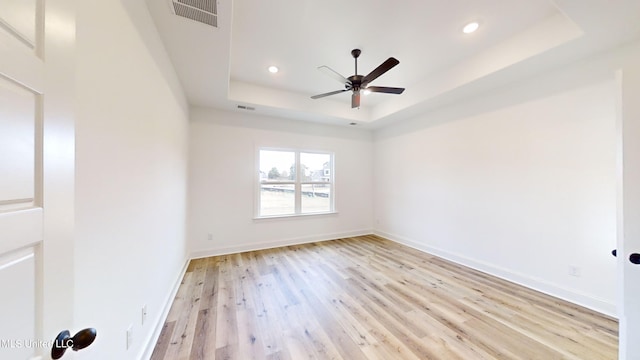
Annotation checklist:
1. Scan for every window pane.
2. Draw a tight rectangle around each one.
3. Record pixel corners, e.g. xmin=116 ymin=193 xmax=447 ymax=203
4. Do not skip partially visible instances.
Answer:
xmin=260 ymin=184 xmax=295 ymax=216
xmin=301 ymin=184 xmax=331 ymax=213
xmin=300 ymin=152 xmax=331 ymax=182
xmin=260 ymin=150 xmax=295 ymax=182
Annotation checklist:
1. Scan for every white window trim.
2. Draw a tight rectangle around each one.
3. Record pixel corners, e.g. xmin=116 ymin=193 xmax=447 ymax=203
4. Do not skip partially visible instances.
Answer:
xmin=255 ymin=147 xmax=335 ymax=219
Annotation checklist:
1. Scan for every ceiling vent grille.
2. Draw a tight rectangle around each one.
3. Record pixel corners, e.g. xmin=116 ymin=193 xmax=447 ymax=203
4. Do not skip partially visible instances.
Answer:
xmin=170 ymin=0 xmax=217 ymax=28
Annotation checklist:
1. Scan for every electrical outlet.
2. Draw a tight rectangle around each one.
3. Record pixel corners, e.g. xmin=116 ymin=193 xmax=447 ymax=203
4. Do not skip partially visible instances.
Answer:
xmin=568 ymin=265 xmax=581 ymax=277
xmin=142 ymin=304 xmax=148 ymax=325
xmin=207 ymin=233 xmax=213 ymax=241
xmin=126 ymin=324 xmax=133 ymax=350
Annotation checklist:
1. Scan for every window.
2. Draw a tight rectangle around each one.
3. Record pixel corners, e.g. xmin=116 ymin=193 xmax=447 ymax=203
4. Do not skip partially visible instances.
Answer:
xmin=257 ymin=149 xmax=334 ymax=217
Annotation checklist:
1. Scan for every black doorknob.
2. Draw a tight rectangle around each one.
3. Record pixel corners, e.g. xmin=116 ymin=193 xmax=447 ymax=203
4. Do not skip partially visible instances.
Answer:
xmin=630 ymin=253 xmax=640 ymax=265
xmin=51 ymin=328 xmax=97 ymax=359
xmin=612 ymin=249 xmax=617 ymax=257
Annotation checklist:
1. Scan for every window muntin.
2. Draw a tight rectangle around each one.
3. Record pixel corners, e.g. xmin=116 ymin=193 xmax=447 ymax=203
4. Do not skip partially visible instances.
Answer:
xmin=258 ymin=149 xmax=333 ymax=217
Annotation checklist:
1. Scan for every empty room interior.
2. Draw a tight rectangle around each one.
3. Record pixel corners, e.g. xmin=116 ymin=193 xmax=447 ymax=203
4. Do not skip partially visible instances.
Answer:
xmin=3 ymin=1 xmax=640 ymax=359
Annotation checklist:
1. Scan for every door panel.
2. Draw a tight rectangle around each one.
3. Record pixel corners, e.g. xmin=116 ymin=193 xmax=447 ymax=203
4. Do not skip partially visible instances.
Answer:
xmin=0 ymin=76 xmax=37 ymax=209
xmin=0 ymin=0 xmax=37 ymax=47
xmin=0 ymin=247 xmax=36 ymax=359
xmin=0 ymin=209 xmax=42 ymax=255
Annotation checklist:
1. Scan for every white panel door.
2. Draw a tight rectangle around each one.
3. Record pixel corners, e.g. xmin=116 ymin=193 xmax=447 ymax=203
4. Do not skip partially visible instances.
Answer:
xmin=617 ymin=65 xmax=640 ymax=359
xmin=0 ymin=0 xmax=76 ymax=359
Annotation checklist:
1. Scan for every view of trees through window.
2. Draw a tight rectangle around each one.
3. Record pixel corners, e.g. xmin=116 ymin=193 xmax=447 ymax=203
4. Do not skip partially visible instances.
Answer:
xmin=259 ymin=149 xmax=333 ymax=217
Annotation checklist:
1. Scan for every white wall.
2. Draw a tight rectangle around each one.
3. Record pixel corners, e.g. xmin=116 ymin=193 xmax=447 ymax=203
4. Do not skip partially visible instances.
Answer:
xmin=188 ymin=108 xmax=373 ymax=256
xmin=75 ymin=1 xmax=189 ymax=359
xmin=374 ymin=60 xmax=619 ymax=315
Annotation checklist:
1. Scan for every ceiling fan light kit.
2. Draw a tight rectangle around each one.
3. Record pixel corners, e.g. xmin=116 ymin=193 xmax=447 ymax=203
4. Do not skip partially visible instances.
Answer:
xmin=311 ymin=49 xmax=405 ymax=108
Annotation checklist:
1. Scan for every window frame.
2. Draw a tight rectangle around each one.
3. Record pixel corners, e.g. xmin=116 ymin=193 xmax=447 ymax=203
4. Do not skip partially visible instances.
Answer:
xmin=255 ymin=147 xmax=335 ymax=219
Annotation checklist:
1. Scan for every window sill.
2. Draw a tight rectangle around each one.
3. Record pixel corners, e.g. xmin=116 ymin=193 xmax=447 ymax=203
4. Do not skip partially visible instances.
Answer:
xmin=253 ymin=211 xmax=338 ymax=221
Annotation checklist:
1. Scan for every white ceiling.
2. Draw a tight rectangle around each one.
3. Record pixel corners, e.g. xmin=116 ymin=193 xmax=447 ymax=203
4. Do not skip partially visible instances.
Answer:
xmin=146 ymin=0 xmax=640 ymax=128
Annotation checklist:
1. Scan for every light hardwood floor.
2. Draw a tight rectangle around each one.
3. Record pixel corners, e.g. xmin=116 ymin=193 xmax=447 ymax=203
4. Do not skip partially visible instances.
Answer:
xmin=151 ymin=235 xmax=617 ymax=360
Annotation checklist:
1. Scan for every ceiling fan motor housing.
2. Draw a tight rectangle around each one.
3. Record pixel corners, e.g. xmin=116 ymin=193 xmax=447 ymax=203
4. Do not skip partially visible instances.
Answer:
xmin=347 ymin=75 xmax=363 ymax=91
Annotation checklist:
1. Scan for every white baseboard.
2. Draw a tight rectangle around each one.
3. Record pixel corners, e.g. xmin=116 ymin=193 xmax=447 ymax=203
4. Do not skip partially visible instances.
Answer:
xmin=374 ymin=230 xmax=617 ymax=318
xmin=190 ymin=229 xmax=373 ymax=259
xmin=138 ymin=256 xmax=191 ymax=360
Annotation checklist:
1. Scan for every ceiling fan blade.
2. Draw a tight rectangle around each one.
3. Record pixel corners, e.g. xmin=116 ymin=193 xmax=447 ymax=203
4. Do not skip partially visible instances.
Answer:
xmin=311 ymin=89 xmax=349 ymax=99
xmin=361 ymin=57 xmax=400 ymax=86
xmin=352 ymin=90 xmax=361 ymax=108
xmin=366 ymin=86 xmax=405 ymax=94
xmin=318 ymin=66 xmax=352 ymax=86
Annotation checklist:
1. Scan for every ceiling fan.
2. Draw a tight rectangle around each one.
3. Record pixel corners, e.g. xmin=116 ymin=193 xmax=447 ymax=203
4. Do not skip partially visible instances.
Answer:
xmin=311 ymin=49 xmax=405 ymax=108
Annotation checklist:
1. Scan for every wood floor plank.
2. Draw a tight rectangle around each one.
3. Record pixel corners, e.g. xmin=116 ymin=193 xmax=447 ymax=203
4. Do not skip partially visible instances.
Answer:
xmin=199 ymin=259 xmax=219 ymax=311
xmin=153 ymin=235 xmax=618 ymax=359
xmin=150 ymin=321 xmax=176 ymax=360
xmin=164 ymin=259 xmax=208 ymax=359
xmin=215 ymin=279 xmax=238 ymax=352
xmin=189 ymin=308 xmax=215 ymax=360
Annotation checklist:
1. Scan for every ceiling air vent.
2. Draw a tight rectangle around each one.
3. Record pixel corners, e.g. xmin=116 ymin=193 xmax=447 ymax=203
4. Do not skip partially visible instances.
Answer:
xmin=170 ymin=0 xmax=217 ymax=28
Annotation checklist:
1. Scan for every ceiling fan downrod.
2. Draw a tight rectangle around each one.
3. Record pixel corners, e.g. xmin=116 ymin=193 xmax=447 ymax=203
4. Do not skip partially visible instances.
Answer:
xmin=351 ymin=48 xmax=361 ymax=76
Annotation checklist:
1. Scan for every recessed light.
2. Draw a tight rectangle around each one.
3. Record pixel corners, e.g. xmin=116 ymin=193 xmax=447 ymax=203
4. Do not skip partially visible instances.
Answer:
xmin=268 ymin=65 xmax=279 ymax=73
xmin=349 ymin=122 xmax=357 ymax=126
xmin=363 ymin=89 xmax=371 ymax=95
xmin=463 ymin=22 xmax=479 ymax=34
